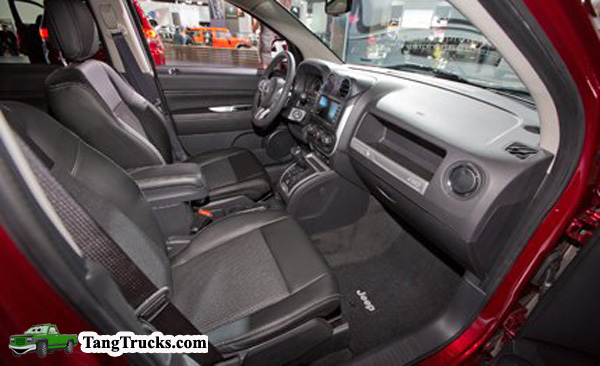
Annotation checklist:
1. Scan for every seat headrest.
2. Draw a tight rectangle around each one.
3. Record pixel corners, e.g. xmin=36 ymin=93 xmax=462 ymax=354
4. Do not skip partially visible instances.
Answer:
xmin=45 ymin=0 xmax=100 ymax=62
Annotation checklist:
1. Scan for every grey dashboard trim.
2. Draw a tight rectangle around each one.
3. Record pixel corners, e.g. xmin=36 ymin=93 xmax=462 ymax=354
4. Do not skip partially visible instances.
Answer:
xmin=350 ymin=138 xmax=429 ymax=195
xmin=330 ymin=104 xmax=354 ymax=156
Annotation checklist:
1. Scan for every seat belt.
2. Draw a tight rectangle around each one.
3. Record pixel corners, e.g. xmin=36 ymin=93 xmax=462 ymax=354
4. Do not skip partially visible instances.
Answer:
xmin=23 ymin=145 xmax=223 ymax=365
xmin=111 ymin=31 xmax=188 ymax=162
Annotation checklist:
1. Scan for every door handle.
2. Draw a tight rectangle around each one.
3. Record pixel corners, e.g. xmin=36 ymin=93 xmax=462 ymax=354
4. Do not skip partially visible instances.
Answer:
xmin=168 ymin=68 xmax=180 ymax=75
xmin=209 ymin=105 xmax=252 ymax=113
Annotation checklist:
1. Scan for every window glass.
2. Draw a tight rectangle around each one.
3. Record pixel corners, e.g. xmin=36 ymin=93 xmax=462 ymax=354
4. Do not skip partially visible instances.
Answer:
xmin=1 ymin=0 xmax=28 ymax=63
xmin=0 ymin=0 xmax=51 ymax=64
xmin=25 ymin=325 xmax=48 ymax=334
xmin=14 ymin=1 xmax=41 ymax=24
xmin=49 ymin=327 xmax=57 ymax=334
xmin=289 ymin=0 xmax=530 ymax=98
xmin=137 ymin=0 xmax=288 ymax=69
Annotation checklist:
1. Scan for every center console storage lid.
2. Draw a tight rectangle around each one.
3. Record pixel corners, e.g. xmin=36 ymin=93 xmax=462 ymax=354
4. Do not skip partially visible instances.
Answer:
xmin=129 ymin=163 xmax=208 ymax=206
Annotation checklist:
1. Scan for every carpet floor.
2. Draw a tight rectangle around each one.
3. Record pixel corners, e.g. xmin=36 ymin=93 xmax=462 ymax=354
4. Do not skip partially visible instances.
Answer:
xmin=312 ymin=200 xmax=462 ymax=355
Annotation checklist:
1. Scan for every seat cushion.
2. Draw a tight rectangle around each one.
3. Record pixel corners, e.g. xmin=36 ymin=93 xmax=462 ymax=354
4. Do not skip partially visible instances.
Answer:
xmin=187 ymin=147 xmax=271 ymax=201
xmin=170 ymin=210 xmax=340 ymax=353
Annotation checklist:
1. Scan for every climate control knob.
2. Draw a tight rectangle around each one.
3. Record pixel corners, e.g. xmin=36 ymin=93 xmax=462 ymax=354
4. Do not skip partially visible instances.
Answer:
xmin=321 ymin=134 xmax=334 ymax=147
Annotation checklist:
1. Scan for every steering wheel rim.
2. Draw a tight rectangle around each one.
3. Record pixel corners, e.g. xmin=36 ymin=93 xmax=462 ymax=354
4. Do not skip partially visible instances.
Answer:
xmin=252 ymin=51 xmax=296 ymax=129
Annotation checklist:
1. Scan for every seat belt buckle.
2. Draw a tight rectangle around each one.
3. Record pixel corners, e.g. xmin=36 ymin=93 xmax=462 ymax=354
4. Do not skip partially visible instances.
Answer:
xmin=135 ymin=287 xmax=170 ymax=323
xmin=191 ymin=208 xmax=213 ymax=234
xmin=198 ymin=208 xmax=213 ymax=218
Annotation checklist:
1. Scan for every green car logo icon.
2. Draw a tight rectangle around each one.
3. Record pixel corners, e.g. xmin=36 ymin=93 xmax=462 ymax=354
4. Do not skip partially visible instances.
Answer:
xmin=9 ymin=324 xmax=78 ymax=358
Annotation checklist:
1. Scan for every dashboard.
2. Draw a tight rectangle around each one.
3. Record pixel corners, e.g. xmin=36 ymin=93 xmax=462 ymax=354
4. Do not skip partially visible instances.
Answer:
xmin=284 ymin=62 xmax=359 ymax=155
xmin=282 ymin=59 xmax=552 ymax=278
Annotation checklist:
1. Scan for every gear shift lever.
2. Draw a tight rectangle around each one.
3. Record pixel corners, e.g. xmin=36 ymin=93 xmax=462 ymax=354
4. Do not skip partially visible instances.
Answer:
xmin=291 ymin=146 xmax=306 ymax=168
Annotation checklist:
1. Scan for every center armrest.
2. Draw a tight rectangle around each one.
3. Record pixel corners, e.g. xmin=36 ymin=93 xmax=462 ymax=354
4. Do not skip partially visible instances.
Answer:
xmin=129 ymin=163 xmax=208 ymax=206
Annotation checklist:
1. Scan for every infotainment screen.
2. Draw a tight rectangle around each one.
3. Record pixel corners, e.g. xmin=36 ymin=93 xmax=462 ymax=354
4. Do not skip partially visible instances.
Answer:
xmin=316 ymin=95 xmax=341 ymax=125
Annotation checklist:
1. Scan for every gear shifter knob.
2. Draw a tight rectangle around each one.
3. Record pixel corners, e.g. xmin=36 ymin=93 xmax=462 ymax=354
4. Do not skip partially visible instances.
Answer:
xmin=290 ymin=146 xmax=306 ymax=168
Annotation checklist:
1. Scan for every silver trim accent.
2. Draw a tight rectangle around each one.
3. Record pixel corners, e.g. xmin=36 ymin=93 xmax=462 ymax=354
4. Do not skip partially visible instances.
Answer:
xmin=350 ymin=138 xmax=429 ymax=195
xmin=444 ymin=161 xmax=484 ymax=200
xmin=209 ymin=105 xmax=252 ymax=113
xmin=135 ymin=286 xmax=170 ymax=320
xmin=305 ymin=152 xmax=330 ymax=171
xmin=287 ymin=107 xmax=307 ymax=122
xmin=255 ymin=107 xmax=271 ymax=120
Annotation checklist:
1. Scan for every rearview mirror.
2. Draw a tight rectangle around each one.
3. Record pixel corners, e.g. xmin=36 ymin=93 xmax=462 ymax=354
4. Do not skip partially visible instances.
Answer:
xmin=325 ymin=0 xmax=353 ymax=16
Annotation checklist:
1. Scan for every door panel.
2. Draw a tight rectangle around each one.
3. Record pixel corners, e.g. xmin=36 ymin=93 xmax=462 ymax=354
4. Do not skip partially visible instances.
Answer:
xmin=156 ymin=65 xmax=291 ymax=165
xmin=47 ymin=327 xmax=58 ymax=348
xmin=495 ymin=232 xmax=600 ymax=365
xmin=157 ymin=67 xmax=256 ymax=139
xmin=157 ymin=65 xmax=259 ymax=115
xmin=174 ymin=110 xmax=253 ymax=135
xmin=162 ymin=90 xmax=255 ymax=115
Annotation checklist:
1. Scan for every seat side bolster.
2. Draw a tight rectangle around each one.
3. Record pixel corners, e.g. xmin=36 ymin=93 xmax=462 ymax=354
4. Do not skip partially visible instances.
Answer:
xmin=209 ymin=274 xmax=340 ymax=353
xmin=46 ymin=65 xmax=166 ymax=169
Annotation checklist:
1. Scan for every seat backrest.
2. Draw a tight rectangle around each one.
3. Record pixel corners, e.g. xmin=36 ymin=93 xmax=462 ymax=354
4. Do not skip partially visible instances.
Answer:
xmin=0 ymin=101 xmax=172 ymax=289
xmin=44 ymin=0 xmax=173 ymax=170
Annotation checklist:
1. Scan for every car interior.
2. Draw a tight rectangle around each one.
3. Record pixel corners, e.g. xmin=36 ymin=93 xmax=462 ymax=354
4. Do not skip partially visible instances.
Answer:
xmin=0 ymin=0 xmax=585 ymax=364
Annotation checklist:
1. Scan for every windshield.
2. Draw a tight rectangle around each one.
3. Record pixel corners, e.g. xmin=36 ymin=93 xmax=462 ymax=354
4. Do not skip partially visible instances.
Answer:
xmin=287 ymin=0 xmax=529 ymax=96
xmin=25 ymin=325 xmax=48 ymax=334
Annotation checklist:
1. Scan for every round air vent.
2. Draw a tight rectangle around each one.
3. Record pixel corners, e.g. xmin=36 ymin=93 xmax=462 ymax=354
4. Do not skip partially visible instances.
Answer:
xmin=445 ymin=162 xmax=483 ymax=198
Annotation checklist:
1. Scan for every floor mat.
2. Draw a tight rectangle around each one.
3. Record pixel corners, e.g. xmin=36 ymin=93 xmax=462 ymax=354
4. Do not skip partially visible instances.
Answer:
xmin=333 ymin=231 xmax=461 ymax=355
xmin=312 ymin=200 xmax=404 ymax=267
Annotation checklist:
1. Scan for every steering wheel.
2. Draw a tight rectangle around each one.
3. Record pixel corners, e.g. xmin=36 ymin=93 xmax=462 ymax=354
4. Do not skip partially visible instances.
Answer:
xmin=252 ymin=51 xmax=296 ymax=129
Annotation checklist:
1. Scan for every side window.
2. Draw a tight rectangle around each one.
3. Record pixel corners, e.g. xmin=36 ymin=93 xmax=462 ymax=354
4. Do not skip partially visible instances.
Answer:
xmin=0 ymin=0 xmax=46 ymax=64
xmin=48 ymin=327 xmax=57 ymax=335
xmin=136 ymin=0 xmax=289 ymax=69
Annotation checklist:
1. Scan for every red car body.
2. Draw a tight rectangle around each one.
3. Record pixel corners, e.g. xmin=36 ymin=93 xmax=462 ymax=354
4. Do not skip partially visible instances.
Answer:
xmin=131 ymin=0 xmax=166 ymax=66
xmin=1 ymin=0 xmax=599 ymax=364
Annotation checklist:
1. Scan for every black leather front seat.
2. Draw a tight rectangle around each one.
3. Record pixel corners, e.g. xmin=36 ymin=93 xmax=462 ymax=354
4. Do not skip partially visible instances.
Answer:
xmin=43 ymin=0 xmax=271 ymax=202
xmin=1 ymin=101 xmax=340 ymax=356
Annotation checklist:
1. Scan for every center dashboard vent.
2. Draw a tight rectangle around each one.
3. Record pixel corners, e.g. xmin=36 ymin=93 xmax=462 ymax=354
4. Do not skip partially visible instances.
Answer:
xmin=505 ymin=142 xmax=539 ymax=160
xmin=338 ymin=78 xmax=351 ymax=99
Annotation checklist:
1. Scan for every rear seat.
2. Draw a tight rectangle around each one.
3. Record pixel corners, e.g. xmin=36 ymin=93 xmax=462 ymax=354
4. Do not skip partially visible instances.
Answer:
xmin=0 ymin=101 xmax=340 ymax=355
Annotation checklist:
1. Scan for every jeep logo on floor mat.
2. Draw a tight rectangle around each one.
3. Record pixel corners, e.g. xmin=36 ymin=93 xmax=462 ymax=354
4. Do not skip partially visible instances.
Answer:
xmin=356 ymin=290 xmax=376 ymax=312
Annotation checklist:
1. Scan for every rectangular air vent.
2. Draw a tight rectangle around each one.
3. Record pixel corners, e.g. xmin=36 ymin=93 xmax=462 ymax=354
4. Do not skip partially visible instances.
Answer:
xmin=505 ymin=142 xmax=538 ymax=160
xmin=338 ymin=78 xmax=351 ymax=98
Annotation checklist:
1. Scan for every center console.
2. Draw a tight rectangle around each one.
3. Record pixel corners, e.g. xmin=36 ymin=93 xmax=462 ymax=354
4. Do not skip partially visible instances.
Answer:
xmin=129 ymin=163 xmax=208 ymax=238
xmin=279 ymin=70 xmax=370 ymax=233
xmin=303 ymin=78 xmax=353 ymax=156
xmin=278 ymin=147 xmax=369 ymax=234
xmin=303 ymin=94 xmax=343 ymax=154
xmin=280 ymin=148 xmax=330 ymax=198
